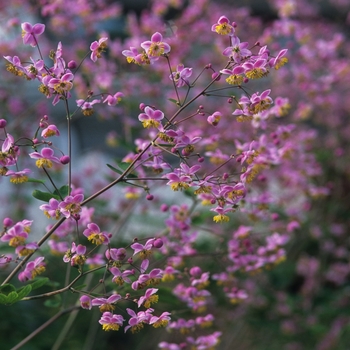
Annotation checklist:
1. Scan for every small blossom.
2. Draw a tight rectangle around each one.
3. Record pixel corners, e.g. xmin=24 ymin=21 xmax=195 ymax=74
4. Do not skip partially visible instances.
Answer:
xmin=21 ymin=22 xmax=45 ymax=47
xmin=222 ymin=36 xmax=251 ymax=62
xmin=90 ymin=37 xmax=108 ymax=62
xmin=80 ymin=295 xmax=92 ymax=310
xmin=138 ymin=288 xmax=159 ymax=308
xmin=110 ymin=267 xmax=134 ymax=285
xmin=269 ymin=49 xmax=288 ymax=69
xmin=99 ymin=312 xmax=124 ymax=331
xmin=5 ymin=169 xmax=31 ymax=184
xmin=169 ymin=64 xmax=193 ymax=87
xmin=18 ymin=257 xmax=45 ymax=282
xmin=39 ymin=198 xmax=61 ymax=219
xmin=29 ymin=148 xmax=61 ymax=168
xmin=83 ymin=223 xmax=109 ymax=245
xmin=92 ymin=294 xmax=121 ymax=312
xmin=103 ymin=92 xmax=124 ymax=106
xmin=149 ymin=311 xmax=171 ymax=328
xmin=76 ymin=99 xmax=101 ymax=116
xmin=138 ymin=106 xmax=165 ymax=129
xmin=58 ymin=194 xmax=84 ymax=219
xmin=41 ymin=125 xmax=60 ymax=138
xmin=141 ymin=32 xmax=171 ymax=62
xmin=211 ymin=16 xmax=235 ymax=36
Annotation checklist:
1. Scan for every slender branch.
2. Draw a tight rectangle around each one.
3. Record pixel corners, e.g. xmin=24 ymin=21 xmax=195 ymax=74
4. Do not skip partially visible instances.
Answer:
xmin=21 ymin=265 xmax=105 ymax=300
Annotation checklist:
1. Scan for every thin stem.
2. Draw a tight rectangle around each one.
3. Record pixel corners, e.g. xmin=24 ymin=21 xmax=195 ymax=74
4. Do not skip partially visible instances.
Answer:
xmin=21 ymin=265 xmax=104 ymax=300
xmin=64 ymin=99 xmax=72 ymax=195
xmin=165 ymin=55 xmax=181 ymax=105
xmin=42 ymin=167 xmax=64 ymax=200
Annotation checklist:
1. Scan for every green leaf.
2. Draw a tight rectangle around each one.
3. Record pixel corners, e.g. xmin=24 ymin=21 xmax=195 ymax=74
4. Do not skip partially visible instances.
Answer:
xmin=54 ymin=185 xmax=70 ymax=199
xmin=0 ymin=293 xmax=8 ymax=304
xmin=106 ymin=163 xmax=123 ymax=175
xmin=6 ymin=291 xmax=19 ymax=305
xmin=16 ymin=285 xmax=32 ymax=300
xmin=32 ymin=189 xmax=60 ymax=202
xmin=0 ymin=283 xmax=16 ymax=294
xmin=168 ymin=98 xmax=178 ymax=104
xmin=27 ymin=178 xmax=46 ymax=184
xmin=29 ymin=277 xmax=49 ymax=291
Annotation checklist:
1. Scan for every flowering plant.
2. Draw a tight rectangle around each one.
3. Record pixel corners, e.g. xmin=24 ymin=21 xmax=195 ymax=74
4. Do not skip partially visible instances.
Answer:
xmin=1 ymin=0 xmax=348 ymax=349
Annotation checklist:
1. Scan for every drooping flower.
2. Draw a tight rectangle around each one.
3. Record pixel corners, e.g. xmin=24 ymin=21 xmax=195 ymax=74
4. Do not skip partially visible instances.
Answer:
xmin=41 ymin=124 xmax=60 ymax=138
xmin=137 ymin=288 xmax=159 ymax=308
xmin=18 ymin=257 xmax=45 ymax=282
xmin=90 ymin=37 xmax=108 ymax=62
xmin=5 ymin=169 xmax=31 ymax=184
xmin=98 ymin=312 xmax=124 ymax=331
xmin=83 ymin=223 xmax=109 ymax=245
xmin=269 ymin=49 xmax=288 ymax=69
xmin=110 ymin=267 xmax=134 ymax=285
xmin=103 ymin=92 xmax=124 ymax=106
xmin=80 ymin=295 xmax=92 ymax=310
xmin=149 ymin=311 xmax=171 ymax=328
xmin=29 ymin=148 xmax=61 ymax=169
xmin=169 ymin=64 xmax=193 ymax=87
xmin=92 ymin=294 xmax=121 ymax=312
xmin=76 ymin=99 xmax=101 ymax=116
xmin=211 ymin=16 xmax=235 ymax=36
xmin=21 ymin=22 xmax=45 ymax=47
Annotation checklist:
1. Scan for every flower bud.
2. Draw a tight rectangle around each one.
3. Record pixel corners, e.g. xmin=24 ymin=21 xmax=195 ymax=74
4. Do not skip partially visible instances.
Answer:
xmin=0 ymin=119 xmax=7 ymax=128
xmin=153 ymin=238 xmax=163 ymax=248
xmin=189 ymin=266 xmax=202 ymax=278
xmin=3 ymin=217 xmax=13 ymax=227
xmin=60 ymin=155 xmax=70 ymax=164
xmin=211 ymin=72 xmax=220 ymax=81
xmin=146 ymin=194 xmax=154 ymax=201
xmin=68 ymin=60 xmax=77 ymax=69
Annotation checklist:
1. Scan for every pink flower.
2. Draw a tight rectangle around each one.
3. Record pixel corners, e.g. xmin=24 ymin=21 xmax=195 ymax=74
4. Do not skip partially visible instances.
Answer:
xmin=137 ymin=288 xmax=159 ymax=308
xmin=242 ymin=58 xmax=268 ymax=79
xmin=149 ymin=311 xmax=171 ymax=328
xmin=124 ymin=308 xmax=150 ymax=333
xmin=76 ymin=99 xmax=101 ymax=116
xmin=110 ymin=267 xmax=134 ymax=285
xmin=222 ymin=36 xmax=251 ymax=62
xmin=80 ymin=295 xmax=92 ymax=310
xmin=207 ymin=111 xmax=222 ymax=126
xmin=98 ymin=312 xmax=124 ymax=331
xmin=92 ymin=294 xmax=121 ymax=312
xmin=21 ymin=22 xmax=45 ymax=47
xmin=169 ymin=64 xmax=193 ymax=87
xmin=58 ymin=193 xmax=84 ymax=219
xmin=138 ymin=106 xmax=164 ymax=129
xmin=18 ymin=257 xmax=45 ymax=282
xmin=211 ymin=16 xmax=235 ymax=36
xmin=41 ymin=125 xmax=60 ymax=138
xmin=83 ymin=223 xmax=109 ymax=245
xmin=103 ymin=92 xmax=124 ymax=106
xmin=29 ymin=147 xmax=61 ymax=169
xmin=141 ymin=32 xmax=171 ymax=62
xmin=39 ymin=198 xmax=61 ymax=219
xmin=269 ymin=49 xmax=288 ymax=69
xmin=5 ymin=169 xmax=31 ymax=184
xmin=90 ymin=37 xmax=108 ymax=62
